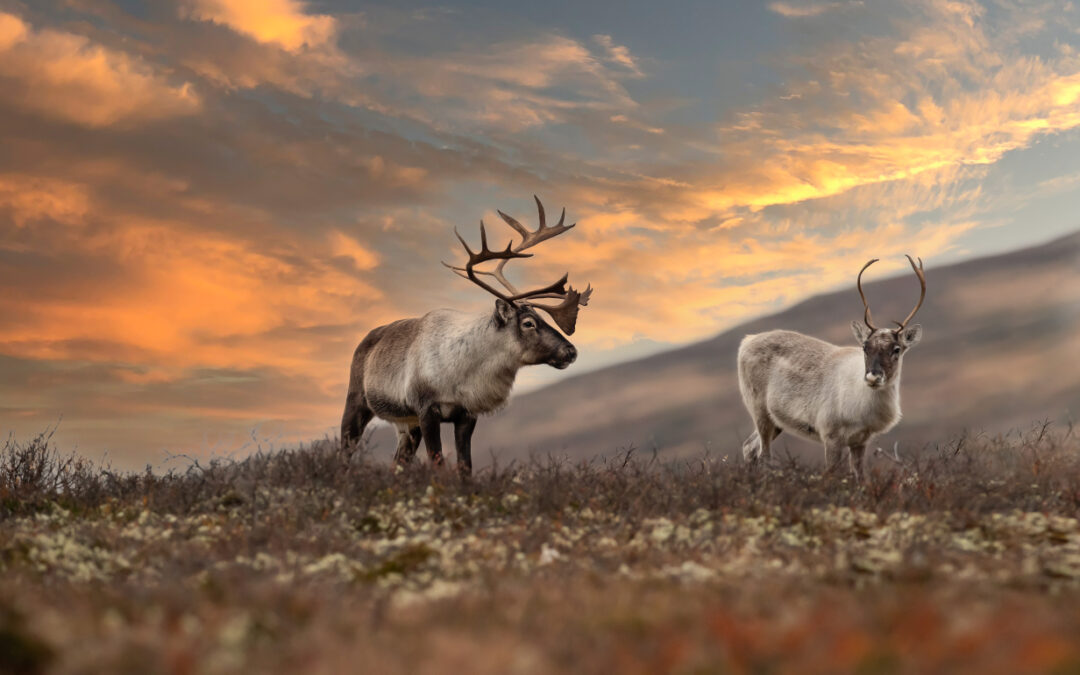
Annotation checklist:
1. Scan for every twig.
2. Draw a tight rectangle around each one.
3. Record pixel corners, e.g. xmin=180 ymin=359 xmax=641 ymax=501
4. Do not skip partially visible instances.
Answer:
xmin=874 ymin=441 xmax=908 ymax=468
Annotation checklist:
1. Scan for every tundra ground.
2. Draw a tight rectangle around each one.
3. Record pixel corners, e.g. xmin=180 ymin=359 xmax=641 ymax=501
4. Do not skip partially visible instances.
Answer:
xmin=2 ymin=424 xmax=1080 ymax=674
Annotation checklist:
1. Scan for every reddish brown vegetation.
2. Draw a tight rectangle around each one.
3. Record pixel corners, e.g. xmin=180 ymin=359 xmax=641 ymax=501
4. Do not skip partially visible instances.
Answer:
xmin=1 ymin=422 xmax=1078 ymax=673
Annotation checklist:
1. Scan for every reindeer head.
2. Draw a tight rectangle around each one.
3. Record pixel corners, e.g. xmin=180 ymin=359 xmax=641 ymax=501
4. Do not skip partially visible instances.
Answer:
xmin=445 ymin=196 xmax=592 ymax=369
xmin=492 ymin=299 xmax=578 ymax=368
xmin=851 ymin=255 xmax=925 ymax=389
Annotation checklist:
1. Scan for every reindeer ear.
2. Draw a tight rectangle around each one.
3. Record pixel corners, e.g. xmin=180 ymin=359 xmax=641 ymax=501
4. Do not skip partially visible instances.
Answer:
xmin=900 ymin=323 xmax=922 ymax=347
xmin=851 ymin=321 xmax=871 ymax=344
xmin=493 ymin=299 xmax=515 ymax=328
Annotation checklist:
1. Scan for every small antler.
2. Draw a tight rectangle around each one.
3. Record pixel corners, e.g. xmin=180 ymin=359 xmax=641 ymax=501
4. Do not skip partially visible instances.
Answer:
xmin=444 ymin=196 xmax=592 ymax=334
xmin=893 ymin=254 xmax=926 ymax=330
xmin=857 ymin=258 xmax=880 ymax=331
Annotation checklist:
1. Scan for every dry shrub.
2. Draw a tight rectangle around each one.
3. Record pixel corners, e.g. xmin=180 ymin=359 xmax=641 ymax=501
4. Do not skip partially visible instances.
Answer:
xmin=2 ymin=421 xmax=1077 ymax=523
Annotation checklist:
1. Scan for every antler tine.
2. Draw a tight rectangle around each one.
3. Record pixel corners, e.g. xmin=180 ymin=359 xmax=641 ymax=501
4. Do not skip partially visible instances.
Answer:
xmin=497 ymin=209 xmax=530 ymax=240
xmin=497 ymin=196 xmax=576 ymax=254
xmin=460 ymin=221 xmax=530 ymax=263
xmin=578 ymin=283 xmax=592 ymax=306
xmin=446 ymin=222 xmax=533 ymax=302
xmin=453 ymin=227 xmax=475 ymax=257
xmin=442 ymin=261 xmax=519 ymax=294
xmin=894 ymin=254 xmax=926 ymax=330
xmin=534 ymin=194 xmax=566 ymax=229
xmin=509 ymin=273 xmax=569 ymax=302
xmin=857 ymin=258 xmax=880 ymax=331
xmin=522 ymin=283 xmax=592 ymax=305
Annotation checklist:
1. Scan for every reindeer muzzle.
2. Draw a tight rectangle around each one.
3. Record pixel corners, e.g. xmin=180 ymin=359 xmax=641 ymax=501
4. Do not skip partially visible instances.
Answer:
xmin=551 ymin=344 xmax=577 ymax=369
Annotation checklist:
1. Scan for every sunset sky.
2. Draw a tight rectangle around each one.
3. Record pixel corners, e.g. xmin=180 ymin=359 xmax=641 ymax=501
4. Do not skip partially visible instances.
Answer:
xmin=2 ymin=0 xmax=1080 ymax=467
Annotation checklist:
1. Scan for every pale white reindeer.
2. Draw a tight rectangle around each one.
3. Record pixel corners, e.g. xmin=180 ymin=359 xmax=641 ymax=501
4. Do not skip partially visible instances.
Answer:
xmin=737 ymin=256 xmax=926 ymax=480
xmin=340 ymin=197 xmax=592 ymax=475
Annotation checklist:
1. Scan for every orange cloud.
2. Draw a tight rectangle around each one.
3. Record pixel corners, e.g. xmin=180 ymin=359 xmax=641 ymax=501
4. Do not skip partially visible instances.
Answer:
xmin=0 ymin=174 xmax=89 ymax=228
xmin=0 ymin=218 xmax=388 ymax=380
xmin=0 ymin=12 xmax=200 ymax=127
xmin=329 ymin=231 xmax=380 ymax=271
xmin=0 ymin=12 xmax=27 ymax=47
xmin=181 ymin=0 xmax=336 ymax=52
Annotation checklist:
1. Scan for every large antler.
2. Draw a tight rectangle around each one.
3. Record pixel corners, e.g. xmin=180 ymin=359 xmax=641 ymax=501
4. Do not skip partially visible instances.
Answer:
xmin=451 ymin=222 xmax=532 ymax=302
xmin=894 ymin=254 xmax=926 ymax=330
xmin=857 ymin=258 xmax=880 ymax=331
xmin=444 ymin=196 xmax=592 ymax=334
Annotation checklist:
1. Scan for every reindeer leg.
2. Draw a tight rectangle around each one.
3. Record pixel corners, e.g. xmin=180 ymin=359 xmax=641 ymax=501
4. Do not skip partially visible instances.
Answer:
xmin=766 ymin=427 xmax=782 ymax=464
xmin=392 ymin=423 xmax=419 ymax=466
xmin=341 ymin=396 xmax=373 ymax=450
xmin=848 ymin=443 xmax=866 ymax=483
xmin=452 ymin=412 xmax=478 ymax=477
xmin=822 ymin=434 xmax=847 ymax=476
xmin=754 ymin=417 xmax=781 ymax=464
xmin=418 ymin=405 xmax=445 ymax=468
xmin=743 ymin=406 xmax=774 ymax=465
xmin=742 ymin=431 xmax=761 ymax=463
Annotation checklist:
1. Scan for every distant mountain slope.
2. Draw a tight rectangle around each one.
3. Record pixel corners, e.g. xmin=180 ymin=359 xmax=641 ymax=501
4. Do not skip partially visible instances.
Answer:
xmin=372 ymin=231 xmax=1080 ymax=466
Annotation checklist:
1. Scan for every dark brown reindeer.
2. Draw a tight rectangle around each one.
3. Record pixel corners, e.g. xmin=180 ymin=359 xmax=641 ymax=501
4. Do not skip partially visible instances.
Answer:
xmin=737 ymin=255 xmax=926 ymax=480
xmin=341 ymin=197 xmax=591 ymax=474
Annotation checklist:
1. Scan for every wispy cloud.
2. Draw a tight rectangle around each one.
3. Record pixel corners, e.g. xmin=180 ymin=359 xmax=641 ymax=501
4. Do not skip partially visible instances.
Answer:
xmin=592 ymin=34 xmax=644 ymax=76
xmin=585 ymin=0 xmax=1080 ymax=226
xmin=375 ymin=33 xmax=647 ymax=132
xmin=768 ymin=1 xmax=863 ymax=18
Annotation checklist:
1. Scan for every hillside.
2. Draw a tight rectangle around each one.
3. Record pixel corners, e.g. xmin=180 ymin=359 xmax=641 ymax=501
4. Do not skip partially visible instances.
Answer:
xmin=368 ymin=231 xmax=1080 ymax=467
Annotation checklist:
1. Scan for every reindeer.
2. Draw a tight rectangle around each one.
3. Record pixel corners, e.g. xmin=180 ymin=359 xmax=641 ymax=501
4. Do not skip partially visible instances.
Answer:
xmin=340 ymin=196 xmax=592 ymax=475
xmin=737 ymin=255 xmax=926 ymax=480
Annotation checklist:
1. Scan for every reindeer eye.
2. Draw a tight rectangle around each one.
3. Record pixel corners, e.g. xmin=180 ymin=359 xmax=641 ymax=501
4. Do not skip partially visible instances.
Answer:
xmin=892 ymin=346 xmax=901 ymax=356
xmin=521 ymin=318 xmax=536 ymax=329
